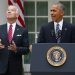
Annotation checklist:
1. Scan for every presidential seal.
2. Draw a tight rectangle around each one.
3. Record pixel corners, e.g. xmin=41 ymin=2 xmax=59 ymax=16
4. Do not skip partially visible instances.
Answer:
xmin=47 ymin=46 xmax=67 ymax=67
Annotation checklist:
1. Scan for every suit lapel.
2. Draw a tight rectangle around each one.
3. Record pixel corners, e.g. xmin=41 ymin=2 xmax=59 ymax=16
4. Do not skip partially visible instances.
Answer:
xmin=4 ymin=24 xmax=8 ymax=38
xmin=12 ymin=24 xmax=20 ymax=41
xmin=49 ymin=22 xmax=57 ymax=43
xmin=50 ymin=22 xmax=56 ymax=37
xmin=61 ymin=21 xmax=68 ymax=41
xmin=4 ymin=24 xmax=9 ymax=42
xmin=1 ymin=24 xmax=9 ymax=44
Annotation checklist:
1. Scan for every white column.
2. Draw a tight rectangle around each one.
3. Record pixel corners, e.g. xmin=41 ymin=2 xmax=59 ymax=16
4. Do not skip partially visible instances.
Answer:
xmin=0 ymin=0 xmax=8 ymax=25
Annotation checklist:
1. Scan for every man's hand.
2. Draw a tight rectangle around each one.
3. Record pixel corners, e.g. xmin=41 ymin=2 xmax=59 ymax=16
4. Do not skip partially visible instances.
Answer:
xmin=29 ymin=45 xmax=32 ymax=53
xmin=0 ymin=39 xmax=5 ymax=49
xmin=8 ymin=41 xmax=17 ymax=52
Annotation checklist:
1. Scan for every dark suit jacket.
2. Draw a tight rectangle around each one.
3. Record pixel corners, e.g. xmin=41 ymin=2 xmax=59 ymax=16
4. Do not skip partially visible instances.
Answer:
xmin=38 ymin=21 xmax=73 ymax=43
xmin=0 ymin=24 xmax=29 ymax=75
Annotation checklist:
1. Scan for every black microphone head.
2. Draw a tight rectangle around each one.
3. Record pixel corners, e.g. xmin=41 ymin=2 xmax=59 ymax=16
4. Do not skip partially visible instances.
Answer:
xmin=51 ymin=30 xmax=54 ymax=36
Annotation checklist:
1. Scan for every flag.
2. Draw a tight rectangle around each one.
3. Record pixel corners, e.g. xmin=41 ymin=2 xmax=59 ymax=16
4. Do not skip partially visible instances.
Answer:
xmin=8 ymin=0 xmax=26 ymax=27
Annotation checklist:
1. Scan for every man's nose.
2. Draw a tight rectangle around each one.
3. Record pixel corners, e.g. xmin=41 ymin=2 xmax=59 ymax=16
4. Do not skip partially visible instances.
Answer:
xmin=8 ymin=11 xmax=11 ymax=13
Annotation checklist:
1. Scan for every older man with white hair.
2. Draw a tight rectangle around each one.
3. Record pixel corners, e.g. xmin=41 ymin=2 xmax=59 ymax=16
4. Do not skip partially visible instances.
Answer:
xmin=0 ymin=5 xmax=29 ymax=75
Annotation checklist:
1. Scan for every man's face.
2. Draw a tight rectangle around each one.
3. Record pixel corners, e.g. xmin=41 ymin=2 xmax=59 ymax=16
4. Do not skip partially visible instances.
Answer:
xmin=50 ymin=4 xmax=64 ymax=22
xmin=6 ymin=6 xmax=18 ymax=19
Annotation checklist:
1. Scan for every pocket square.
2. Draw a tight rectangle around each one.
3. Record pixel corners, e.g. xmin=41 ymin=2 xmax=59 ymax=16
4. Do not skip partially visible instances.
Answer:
xmin=16 ymin=34 xmax=22 ymax=36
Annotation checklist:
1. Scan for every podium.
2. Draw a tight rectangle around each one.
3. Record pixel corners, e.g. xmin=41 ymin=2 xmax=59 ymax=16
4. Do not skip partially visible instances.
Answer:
xmin=30 ymin=43 xmax=75 ymax=75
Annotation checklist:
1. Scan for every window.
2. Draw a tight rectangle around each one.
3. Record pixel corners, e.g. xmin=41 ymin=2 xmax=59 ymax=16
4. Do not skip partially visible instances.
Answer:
xmin=60 ymin=1 xmax=75 ymax=24
xmin=23 ymin=0 xmax=48 ymax=64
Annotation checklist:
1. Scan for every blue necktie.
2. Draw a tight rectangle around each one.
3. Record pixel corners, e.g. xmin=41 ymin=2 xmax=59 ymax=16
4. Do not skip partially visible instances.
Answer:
xmin=56 ymin=24 xmax=61 ymax=43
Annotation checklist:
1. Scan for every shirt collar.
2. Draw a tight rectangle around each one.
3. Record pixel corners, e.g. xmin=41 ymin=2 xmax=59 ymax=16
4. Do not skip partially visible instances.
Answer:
xmin=7 ymin=22 xmax=16 ymax=32
xmin=7 ymin=22 xmax=16 ymax=27
xmin=54 ymin=19 xmax=63 ymax=30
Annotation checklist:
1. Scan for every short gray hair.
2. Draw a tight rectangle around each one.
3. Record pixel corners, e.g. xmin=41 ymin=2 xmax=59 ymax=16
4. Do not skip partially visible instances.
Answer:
xmin=53 ymin=2 xmax=65 ymax=11
xmin=8 ymin=5 xmax=19 ymax=14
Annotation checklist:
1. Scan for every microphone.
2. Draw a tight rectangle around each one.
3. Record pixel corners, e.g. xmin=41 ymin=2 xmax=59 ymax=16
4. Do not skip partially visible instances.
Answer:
xmin=58 ymin=30 xmax=61 ymax=38
xmin=51 ymin=30 xmax=54 ymax=37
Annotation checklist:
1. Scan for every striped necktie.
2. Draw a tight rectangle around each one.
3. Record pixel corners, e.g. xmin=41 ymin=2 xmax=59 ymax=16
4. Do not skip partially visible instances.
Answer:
xmin=56 ymin=24 xmax=61 ymax=43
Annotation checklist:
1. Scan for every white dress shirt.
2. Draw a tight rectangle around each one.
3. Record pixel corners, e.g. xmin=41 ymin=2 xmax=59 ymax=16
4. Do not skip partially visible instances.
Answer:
xmin=54 ymin=19 xmax=63 ymax=34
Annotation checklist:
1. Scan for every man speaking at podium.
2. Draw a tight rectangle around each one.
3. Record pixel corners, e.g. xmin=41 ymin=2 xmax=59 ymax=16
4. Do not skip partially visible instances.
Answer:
xmin=38 ymin=2 xmax=75 ymax=43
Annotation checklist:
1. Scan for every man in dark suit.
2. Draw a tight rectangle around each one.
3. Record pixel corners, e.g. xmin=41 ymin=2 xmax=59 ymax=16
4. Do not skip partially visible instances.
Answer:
xmin=38 ymin=2 xmax=74 ymax=43
xmin=0 ymin=5 xmax=29 ymax=75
